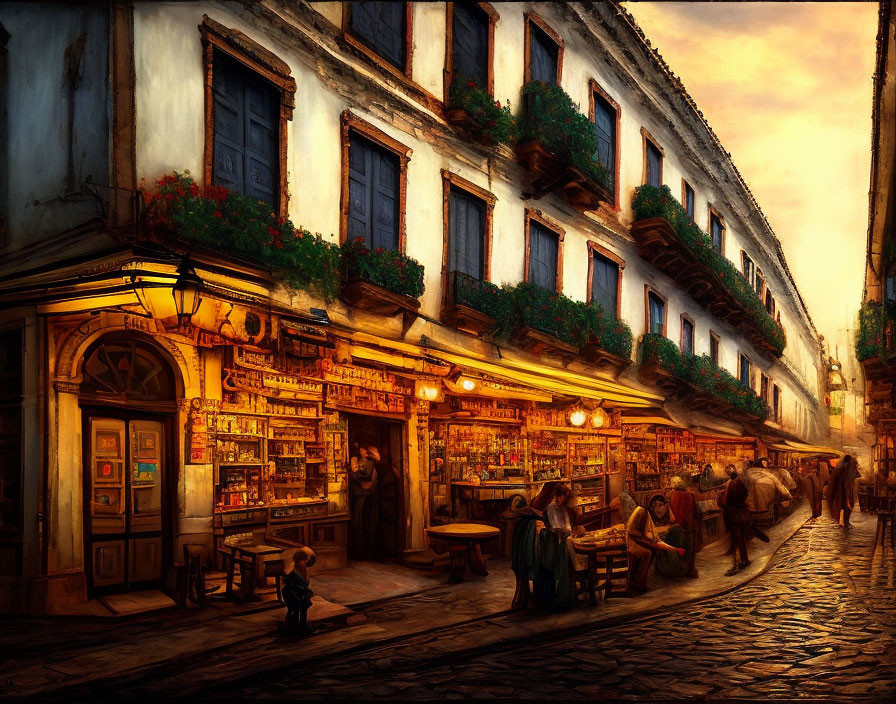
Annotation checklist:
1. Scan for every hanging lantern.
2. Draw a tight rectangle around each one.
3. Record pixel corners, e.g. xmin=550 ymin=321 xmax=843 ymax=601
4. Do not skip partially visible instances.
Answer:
xmin=460 ymin=377 xmax=477 ymax=392
xmin=568 ymin=408 xmax=588 ymax=427
xmin=172 ymin=258 xmax=203 ymax=324
xmin=590 ymin=407 xmax=609 ymax=429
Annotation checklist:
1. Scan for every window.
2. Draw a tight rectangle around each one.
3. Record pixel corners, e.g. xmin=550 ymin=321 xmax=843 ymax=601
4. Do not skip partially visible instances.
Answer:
xmin=201 ymin=18 xmax=296 ymax=218
xmin=589 ymin=246 xmax=621 ymax=316
xmin=211 ymin=51 xmax=281 ymax=209
xmin=739 ymin=354 xmax=751 ymax=389
xmin=887 ymin=264 xmax=896 ymax=301
xmin=349 ymin=2 xmax=408 ymax=71
xmin=525 ymin=212 xmax=562 ymax=292
xmin=760 ymin=373 xmax=770 ymax=403
xmin=592 ymin=91 xmax=617 ymax=192
xmin=709 ymin=331 xmax=720 ymax=366
xmin=681 ymin=316 xmax=694 ymax=356
xmin=773 ymin=383 xmax=782 ymax=422
xmin=647 ymin=290 xmax=666 ymax=336
xmin=643 ymin=129 xmax=663 ymax=187
xmin=525 ymin=13 xmax=562 ymax=85
xmin=450 ymin=1 xmax=491 ymax=91
xmin=448 ymin=186 xmax=486 ymax=279
xmin=683 ymin=181 xmax=695 ymax=220
xmin=742 ymin=252 xmax=755 ymax=290
xmin=709 ymin=207 xmax=724 ymax=254
xmin=340 ymin=112 xmax=411 ymax=252
xmin=755 ymin=268 xmax=765 ymax=297
xmin=765 ymin=288 xmax=776 ymax=316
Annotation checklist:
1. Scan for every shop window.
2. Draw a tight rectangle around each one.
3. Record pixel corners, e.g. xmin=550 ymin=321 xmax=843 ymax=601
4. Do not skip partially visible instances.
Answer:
xmin=681 ymin=316 xmax=694 ymax=356
xmin=683 ymin=180 xmax=695 ymax=220
xmin=642 ymin=129 xmax=663 ymax=188
xmin=647 ymin=289 xmax=666 ymax=336
xmin=449 ymin=2 xmax=495 ymax=92
xmin=525 ymin=214 xmax=562 ymax=292
xmin=449 ymin=185 xmax=487 ymax=280
xmin=0 ymin=326 xmax=22 ymax=545
xmin=709 ymin=207 xmax=724 ymax=254
xmin=348 ymin=1 xmax=408 ymax=71
xmin=340 ymin=113 xmax=411 ymax=253
xmin=739 ymin=353 xmax=752 ymax=389
xmin=81 ymin=339 xmax=176 ymax=403
xmin=589 ymin=246 xmax=621 ymax=317
xmin=201 ymin=17 xmax=296 ymax=218
xmin=525 ymin=13 xmax=562 ymax=84
xmin=709 ymin=331 xmax=720 ymax=366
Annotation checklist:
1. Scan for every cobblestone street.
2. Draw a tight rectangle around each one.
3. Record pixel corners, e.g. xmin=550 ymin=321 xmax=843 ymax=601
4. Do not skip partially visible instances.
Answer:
xmin=213 ymin=509 xmax=896 ymax=701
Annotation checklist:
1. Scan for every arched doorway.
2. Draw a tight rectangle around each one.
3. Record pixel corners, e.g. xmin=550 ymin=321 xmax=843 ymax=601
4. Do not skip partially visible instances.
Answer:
xmin=79 ymin=335 xmax=179 ymax=594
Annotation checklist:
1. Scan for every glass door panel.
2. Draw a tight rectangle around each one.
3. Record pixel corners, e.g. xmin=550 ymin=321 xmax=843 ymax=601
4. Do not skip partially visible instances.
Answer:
xmin=90 ymin=419 xmax=126 ymax=535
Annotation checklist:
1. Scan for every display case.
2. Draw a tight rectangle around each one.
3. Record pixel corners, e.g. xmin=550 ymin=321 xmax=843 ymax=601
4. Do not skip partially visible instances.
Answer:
xmin=214 ymin=412 xmax=267 ymax=509
xmin=446 ymin=424 xmax=527 ymax=484
xmin=655 ymin=428 xmax=697 ymax=490
xmin=529 ymin=430 xmax=567 ymax=482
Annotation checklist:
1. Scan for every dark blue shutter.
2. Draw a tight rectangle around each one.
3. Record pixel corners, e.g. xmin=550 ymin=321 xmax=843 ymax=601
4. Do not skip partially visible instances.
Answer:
xmin=740 ymin=356 xmax=750 ymax=387
xmin=593 ymin=95 xmax=615 ymax=185
xmin=646 ymin=142 xmax=662 ymax=188
xmin=213 ymin=51 xmax=279 ymax=208
xmin=529 ymin=221 xmax=558 ymax=291
xmin=348 ymin=133 xmax=399 ymax=251
xmin=529 ymin=23 xmax=558 ymax=84
xmin=351 ymin=2 xmax=406 ymax=70
xmin=685 ymin=184 xmax=694 ymax=219
xmin=591 ymin=253 xmax=618 ymax=315
xmin=648 ymin=294 xmax=664 ymax=334
xmin=711 ymin=214 xmax=723 ymax=253
xmin=449 ymin=188 xmax=485 ymax=279
xmin=453 ymin=2 xmax=488 ymax=89
xmin=682 ymin=320 xmax=694 ymax=355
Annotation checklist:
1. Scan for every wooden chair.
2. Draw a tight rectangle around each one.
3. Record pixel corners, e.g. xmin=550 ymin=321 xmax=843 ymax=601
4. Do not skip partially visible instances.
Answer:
xmin=593 ymin=544 xmax=630 ymax=599
xmin=871 ymin=495 xmax=896 ymax=555
xmin=573 ymin=543 xmax=607 ymax=607
xmin=260 ymin=553 xmax=286 ymax=602
xmin=217 ymin=545 xmax=254 ymax=602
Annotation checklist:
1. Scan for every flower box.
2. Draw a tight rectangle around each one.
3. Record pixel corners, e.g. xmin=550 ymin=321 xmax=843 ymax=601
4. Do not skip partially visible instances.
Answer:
xmin=446 ymin=108 xmax=499 ymax=147
xmin=580 ymin=343 xmax=632 ymax=377
xmin=515 ymin=326 xmax=579 ymax=361
xmin=441 ymin=271 xmax=504 ymax=336
xmin=341 ymin=278 xmax=421 ymax=336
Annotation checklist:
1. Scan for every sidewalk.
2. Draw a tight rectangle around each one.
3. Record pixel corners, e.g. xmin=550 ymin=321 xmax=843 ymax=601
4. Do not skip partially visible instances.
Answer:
xmin=1 ymin=504 xmax=810 ymax=699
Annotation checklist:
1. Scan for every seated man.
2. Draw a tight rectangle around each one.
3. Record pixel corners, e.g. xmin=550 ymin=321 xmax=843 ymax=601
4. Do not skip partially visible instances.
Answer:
xmin=626 ymin=501 xmax=685 ymax=593
xmin=648 ymin=492 xmax=695 ymax=579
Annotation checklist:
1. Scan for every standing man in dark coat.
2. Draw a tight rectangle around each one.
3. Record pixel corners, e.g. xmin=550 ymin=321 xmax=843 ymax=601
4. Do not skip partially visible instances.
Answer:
xmin=719 ymin=467 xmax=751 ymax=576
xmin=828 ymin=454 xmax=860 ymax=528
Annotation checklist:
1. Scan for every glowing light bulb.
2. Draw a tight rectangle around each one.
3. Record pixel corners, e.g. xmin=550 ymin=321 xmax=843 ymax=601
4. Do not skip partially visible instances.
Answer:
xmin=460 ymin=378 xmax=477 ymax=392
xmin=591 ymin=408 xmax=609 ymax=429
xmin=569 ymin=409 xmax=587 ymax=427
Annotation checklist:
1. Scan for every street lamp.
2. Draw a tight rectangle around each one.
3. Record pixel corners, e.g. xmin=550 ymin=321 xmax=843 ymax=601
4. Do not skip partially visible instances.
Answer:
xmin=172 ymin=258 xmax=203 ymax=325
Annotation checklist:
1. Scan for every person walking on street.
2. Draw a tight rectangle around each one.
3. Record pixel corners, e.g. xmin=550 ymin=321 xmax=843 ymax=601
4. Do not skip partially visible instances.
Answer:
xmin=828 ymin=454 xmax=860 ymax=528
xmin=718 ymin=466 xmax=751 ymax=576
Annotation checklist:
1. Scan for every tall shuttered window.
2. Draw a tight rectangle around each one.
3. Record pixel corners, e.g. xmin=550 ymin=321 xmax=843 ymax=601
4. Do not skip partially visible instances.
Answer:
xmin=681 ymin=318 xmax=694 ymax=356
xmin=347 ymin=133 xmax=400 ymax=251
xmin=593 ymin=94 xmax=616 ymax=190
xmin=648 ymin=292 xmax=665 ymax=335
xmin=350 ymin=2 xmax=407 ymax=71
xmin=449 ymin=186 xmax=486 ymax=280
xmin=528 ymin=220 xmax=560 ymax=291
xmin=684 ymin=181 xmax=695 ymax=220
xmin=742 ymin=253 xmax=755 ymax=290
xmin=646 ymin=140 xmax=662 ymax=188
xmin=212 ymin=50 xmax=279 ymax=208
xmin=452 ymin=1 xmax=488 ymax=90
xmin=710 ymin=332 xmax=720 ymax=366
xmin=528 ymin=21 xmax=559 ymax=84
xmin=739 ymin=354 xmax=752 ymax=389
xmin=773 ymin=384 xmax=782 ymax=422
xmin=710 ymin=211 xmax=724 ymax=254
xmin=591 ymin=252 xmax=619 ymax=316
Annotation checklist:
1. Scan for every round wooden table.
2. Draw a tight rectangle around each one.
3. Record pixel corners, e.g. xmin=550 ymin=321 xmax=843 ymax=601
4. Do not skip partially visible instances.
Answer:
xmin=426 ymin=523 xmax=501 ymax=583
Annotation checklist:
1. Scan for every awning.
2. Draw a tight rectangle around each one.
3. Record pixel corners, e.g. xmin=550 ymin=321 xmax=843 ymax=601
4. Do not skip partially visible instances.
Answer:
xmin=771 ymin=441 xmax=843 ymax=459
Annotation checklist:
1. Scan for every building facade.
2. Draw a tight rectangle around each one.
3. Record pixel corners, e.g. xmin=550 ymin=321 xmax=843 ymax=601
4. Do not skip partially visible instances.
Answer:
xmin=0 ymin=1 xmax=825 ymax=614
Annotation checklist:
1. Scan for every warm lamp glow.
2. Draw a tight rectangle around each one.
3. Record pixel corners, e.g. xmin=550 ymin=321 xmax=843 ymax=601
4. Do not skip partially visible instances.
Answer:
xmin=417 ymin=383 xmax=440 ymax=401
xmin=172 ymin=259 xmax=204 ymax=323
xmin=568 ymin=408 xmax=587 ymax=427
xmin=460 ymin=377 xmax=477 ymax=392
xmin=590 ymin=407 xmax=609 ymax=429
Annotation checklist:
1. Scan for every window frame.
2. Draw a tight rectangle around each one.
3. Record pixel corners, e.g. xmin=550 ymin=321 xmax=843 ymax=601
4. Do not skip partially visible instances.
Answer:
xmin=708 ymin=204 xmax=725 ymax=256
xmin=765 ymin=287 xmax=776 ymax=317
xmin=344 ymin=1 xmax=413 ymax=80
xmin=524 ymin=208 xmax=565 ymax=294
xmin=200 ymin=16 xmax=296 ymax=220
xmin=641 ymin=127 xmax=664 ymax=187
xmin=339 ymin=111 xmax=412 ymax=252
xmin=445 ymin=2 xmax=498 ymax=98
xmin=760 ymin=373 xmax=770 ymax=404
xmin=741 ymin=251 xmax=755 ymax=290
xmin=739 ymin=352 xmax=752 ymax=389
xmin=644 ymin=285 xmax=668 ymax=337
xmin=589 ymin=79 xmax=621 ymax=210
xmin=680 ymin=314 xmax=695 ymax=356
xmin=755 ymin=268 xmax=766 ymax=298
xmin=709 ymin=330 xmax=720 ymax=366
xmin=440 ymin=170 xmax=496 ymax=304
xmin=772 ymin=383 xmax=782 ymax=423
xmin=682 ymin=179 xmax=695 ymax=221
xmin=586 ymin=241 xmax=624 ymax=318
xmin=523 ymin=11 xmax=563 ymax=85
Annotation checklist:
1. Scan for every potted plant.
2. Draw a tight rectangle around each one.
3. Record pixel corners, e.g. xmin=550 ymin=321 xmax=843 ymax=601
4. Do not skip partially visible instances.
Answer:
xmin=580 ymin=303 xmax=633 ymax=376
xmin=441 ymin=271 xmax=508 ymax=336
xmin=500 ymin=282 xmax=585 ymax=360
xmin=446 ymin=76 xmax=516 ymax=146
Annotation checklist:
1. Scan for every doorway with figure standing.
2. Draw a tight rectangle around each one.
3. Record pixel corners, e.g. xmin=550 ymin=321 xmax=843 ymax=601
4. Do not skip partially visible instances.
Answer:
xmin=345 ymin=413 xmax=406 ymax=562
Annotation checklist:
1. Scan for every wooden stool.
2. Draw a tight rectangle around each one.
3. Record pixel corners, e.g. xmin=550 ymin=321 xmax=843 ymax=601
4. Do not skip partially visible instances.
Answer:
xmin=261 ymin=554 xmax=285 ymax=602
xmin=872 ymin=496 xmax=896 ymax=554
xmin=594 ymin=544 xmax=630 ymax=599
xmin=573 ymin=543 xmax=606 ymax=606
xmin=178 ymin=544 xmax=208 ymax=608
xmin=218 ymin=545 xmax=253 ymax=602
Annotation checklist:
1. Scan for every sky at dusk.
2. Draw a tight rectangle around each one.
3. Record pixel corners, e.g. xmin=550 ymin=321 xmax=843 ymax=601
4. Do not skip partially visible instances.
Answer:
xmin=624 ymin=1 xmax=877 ymax=361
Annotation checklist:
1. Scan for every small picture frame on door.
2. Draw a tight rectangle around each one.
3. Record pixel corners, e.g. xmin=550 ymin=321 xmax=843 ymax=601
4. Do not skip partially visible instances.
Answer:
xmin=94 ymin=459 xmax=122 ymax=483
xmin=95 ymin=431 xmax=121 ymax=457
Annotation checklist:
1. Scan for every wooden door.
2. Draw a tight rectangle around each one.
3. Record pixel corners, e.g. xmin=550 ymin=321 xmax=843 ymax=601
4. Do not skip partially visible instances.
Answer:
xmin=87 ymin=417 xmax=165 ymax=591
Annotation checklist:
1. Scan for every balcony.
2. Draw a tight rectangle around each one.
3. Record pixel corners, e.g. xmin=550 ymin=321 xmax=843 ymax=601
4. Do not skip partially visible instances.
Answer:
xmin=445 ymin=76 xmax=516 ymax=148
xmin=441 ymin=271 xmax=502 ymax=337
xmin=638 ymin=334 xmax=769 ymax=421
xmin=631 ymin=186 xmax=786 ymax=359
xmin=515 ymin=82 xmax=613 ymax=213
xmin=856 ymin=300 xmax=896 ymax=382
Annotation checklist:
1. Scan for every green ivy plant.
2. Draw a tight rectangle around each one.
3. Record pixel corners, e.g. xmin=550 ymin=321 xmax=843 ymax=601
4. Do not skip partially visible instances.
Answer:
xmin=450 ymin=271 xmax=514 ymax=321
xmin=148 ymin=171 xmax=341 ymax=300
xmin=581 ymin=302 xmax=634 ymax=359
xmin=517 ymin=81 xmax=611 ymax=192
xmin=632 ymin=185 xmax=786 ymax=356
xmin=448 ymin=75 xmax=516 ymax=145
xmin=340 ymin=237 xmax=425 ymax=300
xmin=640 ymin=333 xmax=769 ymax=418
xmin=855 ymin=300 xmax=895 ymax=362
